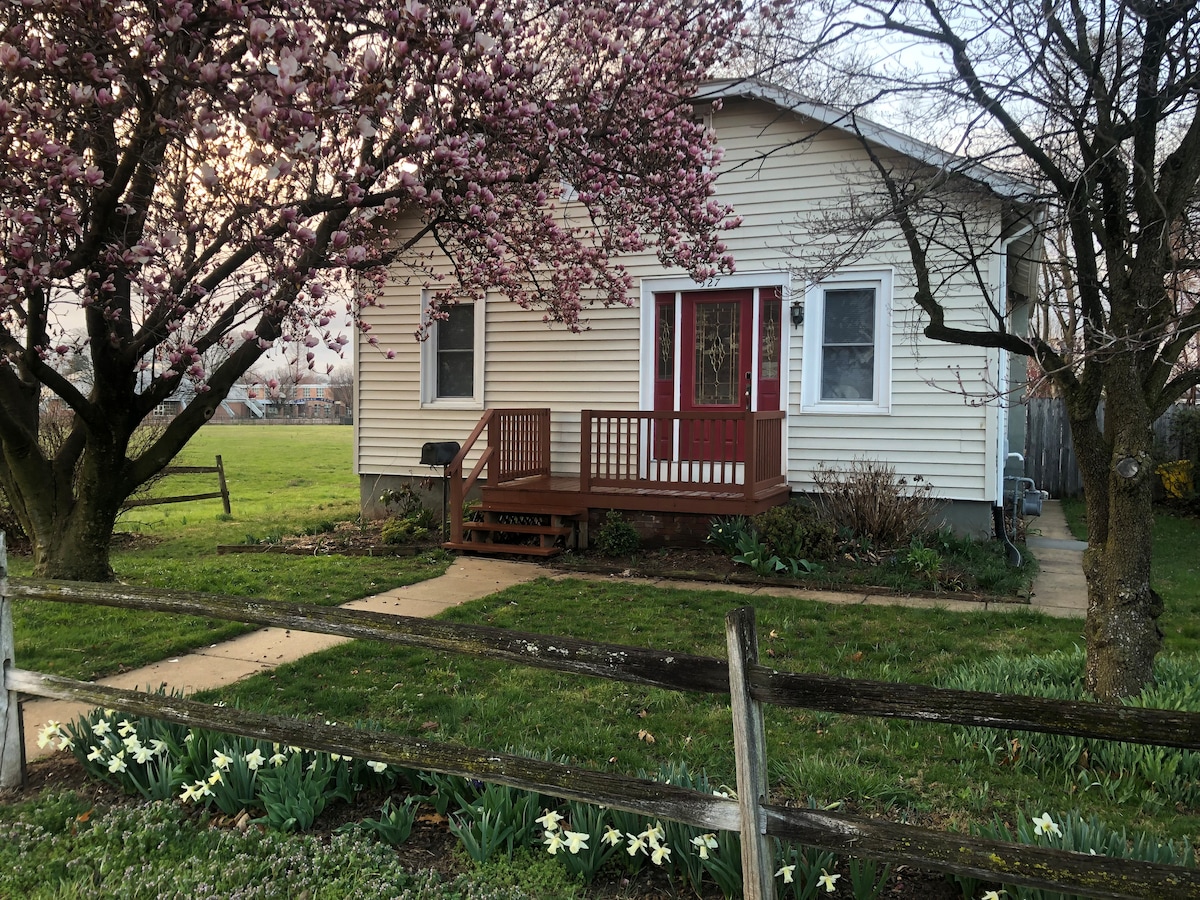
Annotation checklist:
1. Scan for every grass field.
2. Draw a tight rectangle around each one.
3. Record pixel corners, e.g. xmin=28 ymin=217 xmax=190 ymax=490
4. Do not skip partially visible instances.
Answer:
xmin=9 ymin=425 xmax=451 ymax=680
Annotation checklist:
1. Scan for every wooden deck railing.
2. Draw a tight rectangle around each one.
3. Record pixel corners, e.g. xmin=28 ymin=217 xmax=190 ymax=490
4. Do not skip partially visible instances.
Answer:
xmin=6 ymin=557 xmax=1200 ymax=899
xmin=581 ymin=410 xmax=786 ymax=497
xmin=447 ymin=408 xmax=551 ymax=542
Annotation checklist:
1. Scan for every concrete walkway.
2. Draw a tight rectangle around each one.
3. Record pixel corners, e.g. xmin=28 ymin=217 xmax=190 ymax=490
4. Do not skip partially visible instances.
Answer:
xmin=21 ymin=511 xmax=1086 ymax=764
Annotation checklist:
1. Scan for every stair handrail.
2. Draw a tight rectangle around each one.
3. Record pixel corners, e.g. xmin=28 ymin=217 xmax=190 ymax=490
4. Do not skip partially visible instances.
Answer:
xmin=447 ymin=409 xmax=496 ymax=544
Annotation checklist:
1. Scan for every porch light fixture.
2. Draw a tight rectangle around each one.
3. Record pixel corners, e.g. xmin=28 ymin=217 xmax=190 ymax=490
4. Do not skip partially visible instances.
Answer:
xmin=790 ymin=300 xmax=804 ymax=328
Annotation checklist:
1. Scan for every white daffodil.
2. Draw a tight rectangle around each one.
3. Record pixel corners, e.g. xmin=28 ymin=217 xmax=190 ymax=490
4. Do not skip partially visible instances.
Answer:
xmin=117 ymin=719 xmax=136 ymax=738
xmin=208 ymin=770 xmax=223 ymax=786
xmin=1032 ymin=813 xmax=1062 ymax=838
xmin=212 ymin=749 xmax=233 ymax=771
xmin=543 ymin=831 xmax=566 ymax=855
xmin=645 ymin=822 xmax=665 ymax=848
xmin=536 ymin=809 xmax=564 ymax=831
xmin=269 ymin=750 xmax=288 ymax=767
xmin=87 ymin=745 xmax=104 ymax=762
xmin=244 ymin=748 xmax=265 ymax=771
xmin=601 ymin=825 xmax=623 ymax=847
xmin=36 ymin=722 xmax=62 ymax=749
xmin=56 ymin=734 xmax=74 ymax=752
xmin=107 ymin=752 xmax=128 ymax=774
xmin=150 ymin=739 xmax=168 ymax=755
xmin=982 ymin=891 xmax=1007 ymax=900
xmin=91 ymin=720 xmax=112 ymax=737
xmin=123 ymin=735 xmax=143 ymax=753
xmin=132 ymin=745 xmax=155 ymax=764
xmin=564 ymin=830 xmax=590 ymax=854
xmin=775 ymin=864 xmax=796 ymax=883
xmin=626 ymin=832 xmax=648 ymax=856
xmin=651 ymin=843 xmax=672 ymax=866
xmin=367 ymin=760 xmax=388 ymax=774
xmin=180 ymin=782 xmax=199 ymax=802
xmin=692 ymin=833 xmax=718 ymax=859
xmin=818 ymin=869 xmax=840 ymax=892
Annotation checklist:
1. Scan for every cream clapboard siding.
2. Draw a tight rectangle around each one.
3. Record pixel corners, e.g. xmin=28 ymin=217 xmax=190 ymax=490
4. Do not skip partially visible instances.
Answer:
xmin=357 ymin=96 xmax=1007 ymax=503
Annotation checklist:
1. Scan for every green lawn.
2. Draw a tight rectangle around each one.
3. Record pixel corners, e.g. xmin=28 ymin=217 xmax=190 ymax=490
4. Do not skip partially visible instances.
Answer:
xmin=9 ymin=425 xmax=451 ymax=680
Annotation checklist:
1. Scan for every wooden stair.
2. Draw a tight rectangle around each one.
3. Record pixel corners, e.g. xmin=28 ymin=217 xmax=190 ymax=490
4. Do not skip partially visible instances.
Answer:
xmin=443 ymin=507 xmax=585 ymax=558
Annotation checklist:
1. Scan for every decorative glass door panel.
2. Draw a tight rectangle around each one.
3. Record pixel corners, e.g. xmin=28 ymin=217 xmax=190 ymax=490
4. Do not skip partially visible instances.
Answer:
xmin=692 ymin=302 xmax=742 ymax=406
xmin=679 ymin=290 xmax=753 ymax=462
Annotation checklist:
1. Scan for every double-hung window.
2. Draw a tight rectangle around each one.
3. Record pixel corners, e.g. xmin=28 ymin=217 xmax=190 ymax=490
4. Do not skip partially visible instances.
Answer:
xmin=801 ymin=271 xmax=892 ymax=414
xmin=421 ymin=295 xmax=484 ymax=407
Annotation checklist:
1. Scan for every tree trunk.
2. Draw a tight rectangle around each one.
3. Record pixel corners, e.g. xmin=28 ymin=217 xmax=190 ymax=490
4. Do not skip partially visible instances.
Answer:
xmin=30 ymin=499 xmax=120 ymax=581
xmin=1076 ymin=383 xmax=1163 ymax=700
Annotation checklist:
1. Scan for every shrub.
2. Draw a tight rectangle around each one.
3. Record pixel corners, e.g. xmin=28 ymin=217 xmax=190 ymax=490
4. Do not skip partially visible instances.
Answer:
xmin=751 ymin=503 xmax=839 ymax=562
xmin=381 ymin=515 xmax=431 ymax=544
xmin=706 ymin=515 xmax=752 ymax=555
xmin=594 ymin=510 xmax=641 ymax=556
xmin=811 ymin=459 xmax=937 ymax=548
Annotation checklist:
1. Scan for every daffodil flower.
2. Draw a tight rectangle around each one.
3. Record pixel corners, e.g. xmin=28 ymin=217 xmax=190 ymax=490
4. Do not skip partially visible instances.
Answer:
xmin=91 ymin=720 xmax=112 ymax=737
xmin=543 ymin=831 xmax=566 ymax=855
xmin=107 ymin=752 xmax=127 ymax=774
xmin=982 ymin=891 xmax=1006 ymax=900
xmin=180 ymin=782 xmax=199 ymax=802
xmin=123 ymin=735 xmax=142 ymax=753
xmin=150 ymin=739 xmax=168 ymax=755
xmin=212 ymin=750 xmax=233 ymax=771
xmin=1032 ymin=813 xmax=1062 ymax=838
xmin=692 ymin=833 xmax=719 ymax=859
xmin=36 ymin=722 xmax=61 ymax=749
xmin=651 ymin=843 xmax=672 ymax=866
xmin=208 ymin=770 xmax=223 ymax=786
xmin=775 ymin=864 xmax=796 ymax=883
xmin=56 ymin=734 xmax=74 ymax=751
xmin=818 ymin=869 xmax=840 ymax=892
xmin=244 ymin=749 xmax=265 ymax=771
xmin=87 ymin=745 xmax=104 ymax=762
xmin=536 ymin=809 xmax=564 ymax=831
xmin=564 ymin=830 xmax=590 ymax=854
xmin=602 ymin=826 xmax=623 ymax=847
xmin=367 ymin=760 xmax=388 ymax=774
xmin=626 ymin=832 xmax=648 ymax=856
xmin=132 ymin=745 xmax=154 ymax=764
xmin=117 ymin=719 xmax=136 ymax=738
xmin=270 ymin=751 xmax=287 ymax=767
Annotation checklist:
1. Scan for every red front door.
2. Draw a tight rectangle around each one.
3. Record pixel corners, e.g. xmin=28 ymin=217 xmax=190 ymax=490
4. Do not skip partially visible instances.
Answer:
xmin=653 ymin=287 xmax=782 ymax=462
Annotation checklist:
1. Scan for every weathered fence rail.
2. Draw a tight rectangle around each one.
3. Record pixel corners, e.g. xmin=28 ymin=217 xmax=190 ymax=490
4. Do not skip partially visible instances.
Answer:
xmin=124 ymin=454 xmax=231 ymax=514
xmin=3 ymin=543 xmax=1199 ymax=898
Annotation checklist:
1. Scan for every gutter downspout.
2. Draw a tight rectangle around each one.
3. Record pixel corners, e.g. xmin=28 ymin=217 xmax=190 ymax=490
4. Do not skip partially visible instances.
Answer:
xmin=994 ymin=223 xmax=1035 ymax=554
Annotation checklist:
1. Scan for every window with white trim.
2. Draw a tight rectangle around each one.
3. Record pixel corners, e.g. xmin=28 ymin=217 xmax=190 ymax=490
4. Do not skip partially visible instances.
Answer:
xmin=421 ymin=296 xmax=485 ymax=407
xmin=801 ymin=271 xmax=892 ymax=414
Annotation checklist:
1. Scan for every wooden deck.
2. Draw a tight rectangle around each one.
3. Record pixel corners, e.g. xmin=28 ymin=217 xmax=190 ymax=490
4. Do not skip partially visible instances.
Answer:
xmin=479 ymin=473 xmax=792 ymax=517
xmin=444 ymin=408 xmax=790 ymax=554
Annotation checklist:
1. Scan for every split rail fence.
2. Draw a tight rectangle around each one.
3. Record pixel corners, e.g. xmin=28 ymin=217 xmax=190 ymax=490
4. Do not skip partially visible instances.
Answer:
xmin=2 ymin=535 xmax=1199 ymax=899
xmin=124 ymin=454 xmax=231 ymax=515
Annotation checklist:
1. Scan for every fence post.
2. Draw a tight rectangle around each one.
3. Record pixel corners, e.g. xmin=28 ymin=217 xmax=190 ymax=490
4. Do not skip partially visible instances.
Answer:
xmin=215 ymin=455 xmax=231 ymax=515
xmin=725 ymin=606 xmax=776 ymax=900
xmin=0 ymin=533 xmax=24 ymax=788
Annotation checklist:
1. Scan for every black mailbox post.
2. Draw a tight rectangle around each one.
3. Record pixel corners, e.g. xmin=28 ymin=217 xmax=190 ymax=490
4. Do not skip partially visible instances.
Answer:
xmin=421 ymin=442 xmax=461 ymax=539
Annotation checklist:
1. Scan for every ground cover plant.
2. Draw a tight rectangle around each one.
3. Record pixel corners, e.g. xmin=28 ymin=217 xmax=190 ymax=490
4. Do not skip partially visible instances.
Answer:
xmin=6 ymin=425 xmax=450 ymax=681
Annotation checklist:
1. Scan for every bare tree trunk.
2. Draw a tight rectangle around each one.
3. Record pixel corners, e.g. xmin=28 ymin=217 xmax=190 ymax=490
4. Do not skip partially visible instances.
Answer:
xmin=1076 ymin=374 xmax=1164 ymax=700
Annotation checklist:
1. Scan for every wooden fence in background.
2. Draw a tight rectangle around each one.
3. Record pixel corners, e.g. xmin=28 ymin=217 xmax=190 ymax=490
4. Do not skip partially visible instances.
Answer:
xmin=124 ymin=455 xmax=231 ymax=515
xmin=3 ymin=539 xmax=1199 ymax=899
xmin=1024 ymin=400 xmax=1190 ymax=497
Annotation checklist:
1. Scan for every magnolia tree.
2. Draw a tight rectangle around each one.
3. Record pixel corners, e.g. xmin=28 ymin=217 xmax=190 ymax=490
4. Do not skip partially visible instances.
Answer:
xmin=772 ymin=0 xmax=1200 ymax=698
xmin=0 ymin=0 xmax=742 ymax=580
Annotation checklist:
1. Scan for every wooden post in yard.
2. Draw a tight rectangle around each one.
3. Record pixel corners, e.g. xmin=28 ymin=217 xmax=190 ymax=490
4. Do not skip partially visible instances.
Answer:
xmin=216 ymin=455 xmax=231 ymax=515
xmin=0 ymin=533 xmax=24 ymax=788
xmin=726 ymin=605 xmax=775 ymax=899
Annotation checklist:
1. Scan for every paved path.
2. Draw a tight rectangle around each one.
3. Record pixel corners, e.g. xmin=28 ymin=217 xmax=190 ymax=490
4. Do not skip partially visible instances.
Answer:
xmin=21 ymin=510 xmax=1085 ymax=764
